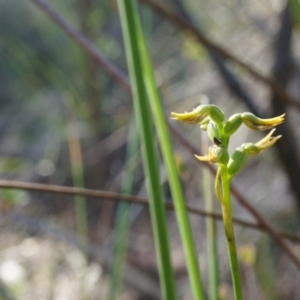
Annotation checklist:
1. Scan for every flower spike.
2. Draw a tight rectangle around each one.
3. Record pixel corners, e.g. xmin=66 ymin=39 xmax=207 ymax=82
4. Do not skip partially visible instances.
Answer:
xmin=171 ymin=101 xmax=285 ymax=299
xmin=241 ymin=113 xmax=285 ymax=131
xmin=171 ymin=101 xmax=284 ymax=176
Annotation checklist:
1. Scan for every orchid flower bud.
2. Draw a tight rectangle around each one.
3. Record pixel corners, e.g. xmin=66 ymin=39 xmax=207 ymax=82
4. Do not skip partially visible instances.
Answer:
xmin=224 ymin=114 xmax=242 ymax=136
xmin=241 ymin=113 xmax=285 ymax=131
xmin=227 ymin=149 xmax=248 ymax=178
xmin=195 ymin=145 xmax=229 ymax=165
xmin=209 ymin=105 xmax=225 ymax=124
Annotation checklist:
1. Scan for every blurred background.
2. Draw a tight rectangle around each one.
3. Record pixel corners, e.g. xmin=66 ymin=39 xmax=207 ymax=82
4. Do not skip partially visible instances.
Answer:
xmin=0 ymin=0 xmax=300 ymax=299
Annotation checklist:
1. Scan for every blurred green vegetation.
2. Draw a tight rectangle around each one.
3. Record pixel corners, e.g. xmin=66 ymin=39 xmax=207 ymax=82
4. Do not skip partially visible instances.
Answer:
xmin=0 ymin=0 xmax=299 ymax=299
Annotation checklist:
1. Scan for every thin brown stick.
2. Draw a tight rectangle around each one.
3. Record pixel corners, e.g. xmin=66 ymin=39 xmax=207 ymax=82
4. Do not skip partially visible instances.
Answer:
xmin=140 ymin=0 xmax=300 ymax=111
xmin=28 ymin=0 xmax=300 ymax=269
xmin=0 ymin=179 xmax=299 ymax=244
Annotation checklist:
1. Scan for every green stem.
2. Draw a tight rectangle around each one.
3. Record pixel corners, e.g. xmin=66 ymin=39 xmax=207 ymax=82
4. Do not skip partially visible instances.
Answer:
xmin=202 ymin=134 xmax=219 ymax=300
xmin=220 ymin=166 xmax=243 ymax=300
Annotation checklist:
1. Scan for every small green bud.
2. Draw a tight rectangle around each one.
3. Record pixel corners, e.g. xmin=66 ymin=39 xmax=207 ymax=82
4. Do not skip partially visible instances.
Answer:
xmin=227 ymin=149 xmax=248 ymax=178
xmin=207 ymin=121 xmax=221 ymax=143
xmin=224 ymin=114 xmax=242 ymax=136
xmin=209 ymin=105 xmax=225 ymax=124
xmin=195 ymin=145 xmax=229 ymax=165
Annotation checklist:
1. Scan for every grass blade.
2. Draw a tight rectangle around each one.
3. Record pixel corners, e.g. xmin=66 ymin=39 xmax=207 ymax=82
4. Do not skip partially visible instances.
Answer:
xmin=108 ymin=121 xmax=139 ymax=300
xmin=129 ymin=3 xmax=206 ymax=299
xmin=117 ymin=1 xmax=177 ymax=298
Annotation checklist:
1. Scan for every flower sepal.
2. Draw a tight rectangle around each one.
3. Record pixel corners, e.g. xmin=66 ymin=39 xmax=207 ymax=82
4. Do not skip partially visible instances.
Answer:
xmin=243 ymin=129 xmax=281 ymax=155
xmin=171 ymin=104 xmax=225 ymax=125
xmin=241 ymin=113 xmax=285 ymax=131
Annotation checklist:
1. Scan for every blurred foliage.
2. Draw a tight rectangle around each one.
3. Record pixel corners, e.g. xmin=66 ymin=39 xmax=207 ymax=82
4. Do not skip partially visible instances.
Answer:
xmin=0 ymin=0 xmax=299 ymax=299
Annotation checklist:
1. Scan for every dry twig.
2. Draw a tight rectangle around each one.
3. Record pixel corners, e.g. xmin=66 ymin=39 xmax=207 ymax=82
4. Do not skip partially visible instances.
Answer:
xmin=0 ymin=179 xmax=299 ymax=244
